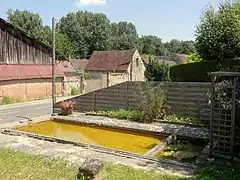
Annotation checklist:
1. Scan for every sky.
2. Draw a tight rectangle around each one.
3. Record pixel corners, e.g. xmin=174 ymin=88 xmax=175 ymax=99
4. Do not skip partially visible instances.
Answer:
xmin=0 ymin=0 xmax=221 ymax=42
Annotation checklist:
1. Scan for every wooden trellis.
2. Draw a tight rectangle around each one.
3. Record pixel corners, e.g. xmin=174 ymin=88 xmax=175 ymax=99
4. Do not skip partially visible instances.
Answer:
xmin=209 ymin=72 xmax=240 ymax=160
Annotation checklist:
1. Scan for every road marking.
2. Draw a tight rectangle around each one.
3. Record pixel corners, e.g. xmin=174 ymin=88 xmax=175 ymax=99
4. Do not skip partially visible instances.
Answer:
xmin=0 ymin=111 xmax=20 ymax=116
xmin=35 ymin=106 xmax=49 ymax=110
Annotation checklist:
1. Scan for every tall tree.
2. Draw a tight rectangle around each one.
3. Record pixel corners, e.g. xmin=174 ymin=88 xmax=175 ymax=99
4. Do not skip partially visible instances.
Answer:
xmin=195 ymin=0 xmax=240 ymax=61
xmin=59 ymin=11 xmax=112 ymax=58
xmin=139 ymin=35 xmax=167 ymax=56
xmin=110 ymin=21 xmax=138 ymax=50
xmin=7 ymin=9 xmax=44 ymax=40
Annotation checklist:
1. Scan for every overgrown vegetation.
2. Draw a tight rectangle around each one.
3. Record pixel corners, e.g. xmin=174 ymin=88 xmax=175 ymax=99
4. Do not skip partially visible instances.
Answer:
xmin=86 ymin=109 xmax=140 ymax=121
xmin=144 ymin=56 xmax=171 ymax=81
xmin=164 ymin=115 xmax=204 ymax=125
xmin=86 ymin=110 xmax=203 ymax=125
xmin=1 ymin=96 xmax=25 ymax=105
xmin=156 ymin=140 xmax=205 ymax=163
xmin=136 ymin=83 xmax=169 ymax=123
xmin=70 ymin=87 xmax=80 ymax=96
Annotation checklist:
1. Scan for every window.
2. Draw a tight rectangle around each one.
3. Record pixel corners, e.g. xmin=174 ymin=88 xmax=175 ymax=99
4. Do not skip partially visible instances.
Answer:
xmin=136 ymin=58 xmax=139 ymax=67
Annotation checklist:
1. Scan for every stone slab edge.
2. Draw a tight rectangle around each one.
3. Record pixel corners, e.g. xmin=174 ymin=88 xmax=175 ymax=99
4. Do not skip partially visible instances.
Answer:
xmin=1 ymin=128 xmax=196 ymax=173
xmin=55 ymin=115 xmax=208 ymax=140
xmin=144 ymin=134 xmax=177 ymax=157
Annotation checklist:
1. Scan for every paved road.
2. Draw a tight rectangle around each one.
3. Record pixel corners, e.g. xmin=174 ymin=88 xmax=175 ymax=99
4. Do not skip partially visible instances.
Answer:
xmin=0 ymin=96 xmax=75 ymax=124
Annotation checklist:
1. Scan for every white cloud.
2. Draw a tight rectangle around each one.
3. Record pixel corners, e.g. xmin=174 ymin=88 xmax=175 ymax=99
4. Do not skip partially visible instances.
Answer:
xmin=75 ymin=0 xmax=106 ymax=6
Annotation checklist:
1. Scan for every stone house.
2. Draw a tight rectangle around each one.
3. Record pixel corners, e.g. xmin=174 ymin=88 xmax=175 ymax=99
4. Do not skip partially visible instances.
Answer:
xmin=0 ymin=17 xmax=65 ymax=101
xmin=84 ymin=49 xmax=146 ymax=88
xmin=57 ymin=60 xmax=81 ymax=96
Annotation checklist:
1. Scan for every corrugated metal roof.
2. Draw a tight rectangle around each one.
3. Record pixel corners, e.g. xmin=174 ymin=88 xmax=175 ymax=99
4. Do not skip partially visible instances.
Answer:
xmin=0 ymin=64 xmax=64 ymax=81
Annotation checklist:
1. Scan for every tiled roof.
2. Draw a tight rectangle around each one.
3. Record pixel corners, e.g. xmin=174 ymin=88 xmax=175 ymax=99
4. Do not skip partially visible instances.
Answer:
xmin=57 ymin=61 xmax=76 ymax=73
xmin=70 ymin=59 xmax=89 ymax=71
xmin=175 ymin=54 xmax=187 ymax=63
xmin=158 ymin=60 xmax=177 ymax=66
xmin=85 ymin=49 xmax=136 ymax=71
xmin=0 ymin=64 xmax=64 ymax=81
xmin=156 ymin=56 xmax=172 ymax=61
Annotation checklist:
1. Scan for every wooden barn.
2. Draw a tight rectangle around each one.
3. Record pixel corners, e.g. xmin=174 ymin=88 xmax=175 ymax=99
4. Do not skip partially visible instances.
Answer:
xmin=0 ymin=18 xmax=64 ymax=102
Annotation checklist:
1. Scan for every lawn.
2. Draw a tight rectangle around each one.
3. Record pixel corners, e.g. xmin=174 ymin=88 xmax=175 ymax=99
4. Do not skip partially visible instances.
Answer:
xmin=0 ymin=148 xmax=239 ymax=180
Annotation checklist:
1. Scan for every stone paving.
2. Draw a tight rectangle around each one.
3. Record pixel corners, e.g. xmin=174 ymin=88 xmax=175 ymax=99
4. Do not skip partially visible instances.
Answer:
xmin=63 ymin=113 xmax=209 ymax=139
xmin=0 ymin=113 xmax=209 ymax=177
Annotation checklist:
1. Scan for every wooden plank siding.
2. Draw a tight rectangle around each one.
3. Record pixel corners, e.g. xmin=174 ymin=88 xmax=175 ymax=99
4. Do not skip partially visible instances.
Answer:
xmin=0 ymin=18 xmax=52 ymax=64
xmin=60 ymin=81 xmax=211 ymax=124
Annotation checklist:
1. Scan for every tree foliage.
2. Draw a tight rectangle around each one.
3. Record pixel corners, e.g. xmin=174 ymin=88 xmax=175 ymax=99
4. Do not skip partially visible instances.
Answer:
xmin=110 ymin=21 xmax=138 ymax=50
xmin=139 ymin=35 xmax=168 ymax=56
xmin=195 ymin=0 xmax=240 ymax=61
xmin=7 ymin=9 xmax=44 ymax=40
xmin=144 ymin=56 xmax=170 ymax=81
xmin=7 ymin=9 xmax=196 ymax=59
xmin=58 ymin=11 xmax=112 ymax=58
xmin=186 ymin=51 xmax=203 ymax=63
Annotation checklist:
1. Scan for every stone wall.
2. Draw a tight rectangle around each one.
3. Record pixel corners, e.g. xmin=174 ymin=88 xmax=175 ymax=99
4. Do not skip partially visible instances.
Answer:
xmin=63 ymin=75 xmax=81 ymax=96
xmin=0 ymin=78 xmax=63 ymax=101
xmin=109 ymin=73 xmax=129 ymax=86
xmin=129 ymin=49 xmax=146 ymax=81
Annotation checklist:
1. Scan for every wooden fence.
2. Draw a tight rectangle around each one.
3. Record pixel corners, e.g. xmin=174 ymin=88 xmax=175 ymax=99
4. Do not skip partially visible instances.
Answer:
xmin=61 ymin=81 xmax=211 ymax=123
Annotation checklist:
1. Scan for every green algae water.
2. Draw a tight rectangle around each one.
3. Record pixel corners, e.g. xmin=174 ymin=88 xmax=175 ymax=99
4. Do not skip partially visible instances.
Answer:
xmin=16 ymin=120 xmax=164 ymax=154
xmin=156 ymin=140 xmax=205 ymax=163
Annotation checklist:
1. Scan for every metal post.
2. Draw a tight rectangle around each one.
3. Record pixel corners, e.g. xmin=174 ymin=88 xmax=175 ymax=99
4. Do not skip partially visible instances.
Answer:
xmin=52 ymin=17 xmax=56 ymax=115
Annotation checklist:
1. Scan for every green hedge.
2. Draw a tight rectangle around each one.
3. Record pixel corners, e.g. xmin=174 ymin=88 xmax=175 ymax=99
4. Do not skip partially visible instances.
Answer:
xmin=170 ymin=59 xmax=240 ymax=82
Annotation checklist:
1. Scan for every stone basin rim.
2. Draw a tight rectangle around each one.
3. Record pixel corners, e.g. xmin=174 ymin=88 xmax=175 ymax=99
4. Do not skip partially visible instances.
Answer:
xmin=1 ymin=128 xmax=196 ymax=171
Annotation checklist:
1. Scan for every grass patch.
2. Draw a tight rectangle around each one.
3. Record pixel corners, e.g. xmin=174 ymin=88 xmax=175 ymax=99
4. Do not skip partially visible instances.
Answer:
xmin=0 ymin=148 xmax=239 ymax=180
xmin=103 ymin=164 xmax=180 ymax=180
xmin=1 ymin=96 xmax=25 ymax=105
xmin=86 ymin=110 xmax=204 ymax=125
xmin=103 ymin=164 xmax=240 ymax=180
xmin=0 ymin=148 xmax=78 ymax=180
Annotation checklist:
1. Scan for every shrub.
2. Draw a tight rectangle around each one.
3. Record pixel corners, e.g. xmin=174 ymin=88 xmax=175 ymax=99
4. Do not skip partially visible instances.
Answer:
xmin=170 ymin=59 xmax=240 ymax=82
xmin=135 ymin=83 xmax=169 ymax=123
xmin=144 ymin=56 xmax=170 ymax=82
xmin=70 ymin=87 xmax=79 ymax=96
xmin=86 ymin=109 xmax=140 ymax=121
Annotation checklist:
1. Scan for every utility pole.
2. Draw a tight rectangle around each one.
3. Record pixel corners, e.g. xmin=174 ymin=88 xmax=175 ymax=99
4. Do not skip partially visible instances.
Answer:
xmin=52 ymin=17 xmax=56 ymax=115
